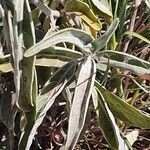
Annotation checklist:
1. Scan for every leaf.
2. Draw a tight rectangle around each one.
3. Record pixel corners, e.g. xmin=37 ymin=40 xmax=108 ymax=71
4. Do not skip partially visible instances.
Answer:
xmin=95 ymin=81 xmax=150 ymax=129
xmin=62 ymin=87 xmax=73 ymax=114
xmin=61 ymin=56 xmax=96 ymax=150
xmin=19 ymin=61 xmax=77 ymax=150
xmin=98 ymin=50 xmax=150 ymax=69
xmin=116 ymin=0 xmax=128 ymax=39
xmin=24 ymin=28 xmax=94 ymax=57
xmin=144 ymin=0 xmax=150 ymax=9
xmin=94 ymin=87 xmax=128 ymax=149
xmin=23 ymin=1 xmax=36 ymax=49
xmin=31 ymin=46 xmax=83 ymax=60
xmin=97 ymin=50 xmax=150 ymax=76
xmin=125 ymin=130 xmax=139 ymax=146
xmin=0 ymin=63 xmax=12 ymax=73
xmin=13 ymin=0 xmax=24 ymax=22
xmin=124 ymin=31 xmax=150 ymax=44
xmin=91 ymin=0 xmax=113 ymax=17
xmin=7 ymin=7 xmax=22 ymax=109
xmin=64 ymin=0 xmax=101 ymax=31
xmin=82 ymin=21 xmax=97 ymax=38
xmin=92 ymin=18 xmax=119 ymax=52
xmin=92 ymin=88 xmax=126 ymax=149
xmin=36 ymin=62 xmax=77 ymax=114
xmin=92 ymin=87 xmax=99 ymax=117
xmin=35 ymin=58 xmax=67 ymax=67
xmin=32 ymin=8 xmax=40 ymax=25
xmin=104 ymin=60 xmax=150 ymax=76
xmin=18 ymin=0 xmax=37 ymax=111
xmin=0 ymin=54 xmax=12 ymax=73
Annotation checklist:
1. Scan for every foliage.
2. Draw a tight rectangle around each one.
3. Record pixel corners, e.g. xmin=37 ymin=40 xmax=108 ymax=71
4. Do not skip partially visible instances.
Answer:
xmin=0 ymin=0 xmax=150 ymax=149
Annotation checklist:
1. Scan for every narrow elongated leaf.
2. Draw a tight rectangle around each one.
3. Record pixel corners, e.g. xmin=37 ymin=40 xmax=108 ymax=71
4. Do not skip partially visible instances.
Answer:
xmin=116 ymin=0 xmax=127 ymax=39
xmin=29 ymin=46 xmax=83 ymax=59
xmin=24 ymin=28 xmax=94 ymax=57
xmin=7 ymin=8 xmax=22 ymax=108
xmin=64 ymin=0 xmax=101 ymax=31
xmin=95 ymin=81 xmax=150 ymax=128
xmin=92 ymin=87 xmax=99 ymax=117
xmin=94 ymin=87 xmax=128 ymax=149
xmin=19 ymin=61 xmax=77 ymax=150
xmin=23 ymin=0 xmax=36 ymax=49
xmin=18 ymin=0 xmax=36 ymax=111
xmin=97 ymin=50 xmax=150 ymax=75
xmin=101 ymin=59 xmax=150 ymax=76
xmin=0 ymin=55 xmax=69 ymax=72
xmin=62 ymin=87 xmax=73 ymax=114
xmin=36 ymin=62 xmax=77 ymax=114
xmin=35 ymin=58 xmax=67 ymax=67
xmin=124 ymin=31 xmax=150 ymax=44
xmin=92 ymin=18 xmax=119 ymax=52
xmin=13 ymin=0 xmax=24 ymax=22
xmin=91 ymin=0 xmax=113 ymax=17
xmin=98 ymin=50 xmax=150 ymax=69
xmin=62 ymin=56 xmax=96 ymax=150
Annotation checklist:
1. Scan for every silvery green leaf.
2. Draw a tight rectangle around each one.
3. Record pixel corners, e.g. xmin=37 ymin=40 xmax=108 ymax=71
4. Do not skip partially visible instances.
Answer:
xmin=36 ymin=46 xmax=83 ymax=60
xmin=24 ymin=28 xmax=94 ymax=57
xmin=92 ymin=18 xmax=119 ymax=52
xmin=97 ymin=50 xmax=150 ymax=75
xmin=91 ymin=0 xmax=113 ymax=17
xmin=61 ymin=56 xmax=96 ymax=150
xmin=19 ymin=61 xmax=77 ymax=150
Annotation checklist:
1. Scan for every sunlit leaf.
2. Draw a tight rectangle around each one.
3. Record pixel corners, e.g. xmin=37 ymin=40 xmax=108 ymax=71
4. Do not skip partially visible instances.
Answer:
xmin=62 ymin=56 xmax=96 ymax=149
xmin=13 ymin=0 xmax=24 ymax=22
xmin=125 ymin=130 xmax=139 ymax=146
xmin=97 ymin=50 xmax=150 ymax=76
xmin=0 ymin=54 xmax=12 ymax=73
xmin=35 ymin=58 xmax=67 ymax=67
xmin=144 ymin=0 xmax=150 ymax=8
xmin=0 ymin=63 xmax=12 ymax=73
xmin=91 ymin=0 xmax=113 ymax=17
xmin=24 ymin=28 xmax=94 ymax=57
xmin=32 ymin=46 xmax=83 ymax=60
xmin=98 ymin=50 xmax=150 ymax=69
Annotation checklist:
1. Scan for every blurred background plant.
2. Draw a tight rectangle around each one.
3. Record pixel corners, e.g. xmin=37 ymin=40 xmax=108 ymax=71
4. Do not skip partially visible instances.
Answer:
xmin=0 ymin=0 xmax=150 ymax=149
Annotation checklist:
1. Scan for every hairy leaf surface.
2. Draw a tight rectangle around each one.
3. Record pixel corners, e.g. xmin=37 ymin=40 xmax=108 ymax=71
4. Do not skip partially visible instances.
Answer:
xmin=62 ymin=56 xmax=96 ymax=149
xmin=24 ymin=28 xmax=94 ymax=57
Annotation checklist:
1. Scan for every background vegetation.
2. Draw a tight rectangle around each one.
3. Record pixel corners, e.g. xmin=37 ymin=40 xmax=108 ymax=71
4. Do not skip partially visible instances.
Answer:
xmin=0 ymin=0 xmax=150 ymax=149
